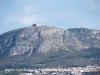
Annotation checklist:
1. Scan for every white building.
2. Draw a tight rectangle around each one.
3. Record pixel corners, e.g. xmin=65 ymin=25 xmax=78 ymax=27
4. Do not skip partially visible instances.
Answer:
xmin=19 ymin=73 xmax=32 ymax=75
xmin=32 ymin=24 xmax=42 ymax=26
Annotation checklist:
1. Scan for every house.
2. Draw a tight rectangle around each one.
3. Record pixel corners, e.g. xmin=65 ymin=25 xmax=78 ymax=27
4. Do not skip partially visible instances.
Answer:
xmin=32 ymin=24 xmax=42 ymax=27
xmin=19 ymin=73 xmax=32 ymax=75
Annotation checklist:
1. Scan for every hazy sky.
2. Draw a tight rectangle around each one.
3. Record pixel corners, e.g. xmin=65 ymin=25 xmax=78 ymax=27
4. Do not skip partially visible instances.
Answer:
xmin=0 ymin=0 xmax=100 ymax=34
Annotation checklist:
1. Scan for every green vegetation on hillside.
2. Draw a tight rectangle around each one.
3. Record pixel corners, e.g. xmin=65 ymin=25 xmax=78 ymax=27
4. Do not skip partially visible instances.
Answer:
xmin=0 ymin=47 xmax=100 ymax=70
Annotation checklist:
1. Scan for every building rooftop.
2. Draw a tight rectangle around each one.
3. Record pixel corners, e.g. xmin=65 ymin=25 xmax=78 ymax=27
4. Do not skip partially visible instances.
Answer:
xmin=32 ymin=24 xmax=42 ymax=26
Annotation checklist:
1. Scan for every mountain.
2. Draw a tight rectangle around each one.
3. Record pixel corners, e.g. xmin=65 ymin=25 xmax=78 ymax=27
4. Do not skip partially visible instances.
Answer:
xmin=0 ymin=24 xmax=100 ymax=69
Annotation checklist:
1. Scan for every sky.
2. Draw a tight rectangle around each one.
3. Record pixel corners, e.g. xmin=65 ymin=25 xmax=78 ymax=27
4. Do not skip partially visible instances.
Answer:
xmin=0 ymin=0 xmax=100 ymax=34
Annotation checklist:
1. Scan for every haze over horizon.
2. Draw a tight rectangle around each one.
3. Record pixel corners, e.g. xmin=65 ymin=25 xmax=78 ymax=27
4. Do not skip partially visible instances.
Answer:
xmin=0 ymin=0 xmax=100 ymax=34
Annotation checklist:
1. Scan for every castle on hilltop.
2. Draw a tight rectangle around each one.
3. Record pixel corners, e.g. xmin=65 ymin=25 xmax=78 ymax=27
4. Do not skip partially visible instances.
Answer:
xmin=32 ymin=24 xmax=42 ymax=26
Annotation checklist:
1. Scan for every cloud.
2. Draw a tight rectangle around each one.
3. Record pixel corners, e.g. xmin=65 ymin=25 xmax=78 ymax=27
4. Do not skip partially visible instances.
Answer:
xmin=2 ymin=0 xmax=100 ymax=32
xmin=5 ymin=15 xmax=19 ymax=23
xmin=19 ymin=15 xmax=48 ymax=25
xmin=86 ymin=0 xmax=100 ymax=12
xmin=5 ymin=14 xmax=48 ymax=26
xmin=23 ymin=6 xmax=33 ymax=14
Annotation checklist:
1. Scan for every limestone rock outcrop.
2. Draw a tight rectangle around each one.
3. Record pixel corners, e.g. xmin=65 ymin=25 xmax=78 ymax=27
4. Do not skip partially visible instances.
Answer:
xmin=0 ymin=25 xmax=100 ymax=56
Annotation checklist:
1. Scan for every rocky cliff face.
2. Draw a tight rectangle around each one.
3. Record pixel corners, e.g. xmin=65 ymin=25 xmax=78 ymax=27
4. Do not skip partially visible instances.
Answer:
xmin=0 ymin=25 xmax=100 ymax=56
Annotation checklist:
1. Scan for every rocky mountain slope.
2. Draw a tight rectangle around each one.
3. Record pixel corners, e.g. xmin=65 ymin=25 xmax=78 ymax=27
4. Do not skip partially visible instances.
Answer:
xmin=0 ymin=26 xmax=100 ymax=56
xmin=0 ymin=25 xmax=100 ymax=56
xmin=0 ymin=25 xmax=100 ymax=68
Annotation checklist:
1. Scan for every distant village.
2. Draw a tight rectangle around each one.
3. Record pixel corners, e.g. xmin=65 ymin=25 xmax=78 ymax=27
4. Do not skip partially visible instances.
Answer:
xmin=5 ymin=65 xmax=100 ymax=75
